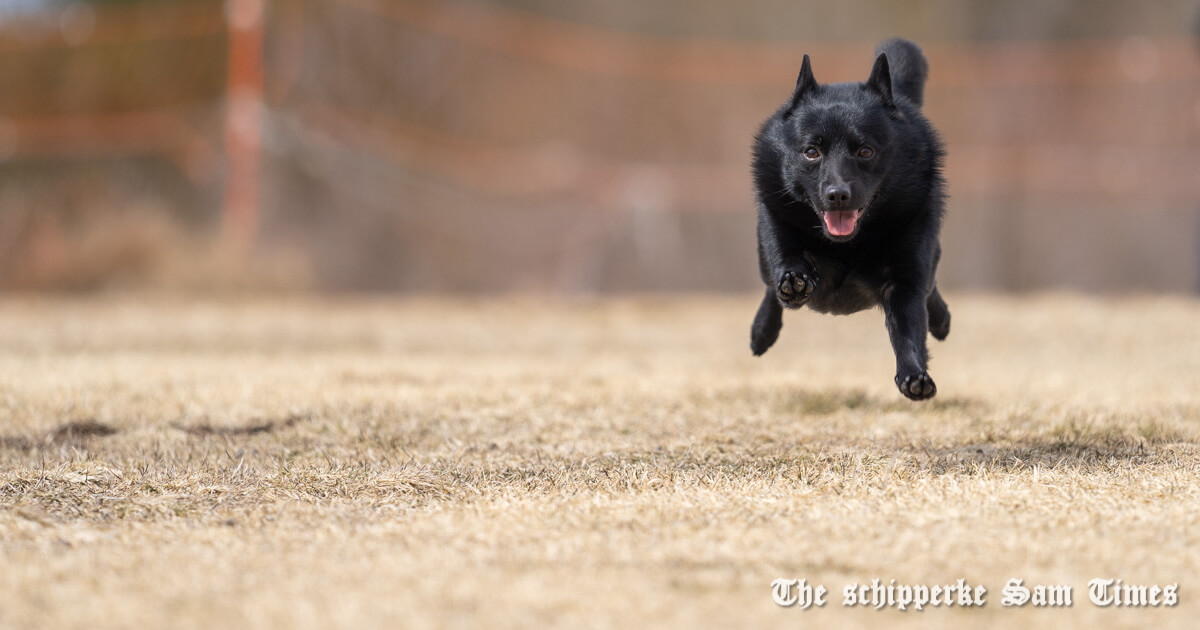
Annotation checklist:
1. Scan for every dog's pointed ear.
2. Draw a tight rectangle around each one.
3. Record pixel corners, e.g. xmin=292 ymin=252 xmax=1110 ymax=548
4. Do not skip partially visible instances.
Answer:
xmin=866 ymin=52 xmax=894 ymax=107
xmin=785 ymin=55 xmax=817 ymax=115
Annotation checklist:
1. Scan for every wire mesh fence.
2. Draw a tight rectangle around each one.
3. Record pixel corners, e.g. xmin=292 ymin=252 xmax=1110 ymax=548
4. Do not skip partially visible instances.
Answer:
xmin=0 ymin=0 xmax=1197 ymax=292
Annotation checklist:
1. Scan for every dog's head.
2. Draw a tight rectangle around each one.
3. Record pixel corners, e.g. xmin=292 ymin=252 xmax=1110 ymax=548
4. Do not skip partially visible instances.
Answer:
xmin=776 ymin=53 xmax=898 ymax=243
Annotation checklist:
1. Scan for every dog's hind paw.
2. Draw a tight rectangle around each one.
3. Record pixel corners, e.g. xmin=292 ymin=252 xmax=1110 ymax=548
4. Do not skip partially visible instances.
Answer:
xmin=927 ymin=297 xmax=951 ymax=341
xmin=929 ymin=312 xmax=950 ymax=341
xmin=895 ymin=372 xmax=937 ymax=400
xmin=777 ymin=269 xmax=816 ymax=309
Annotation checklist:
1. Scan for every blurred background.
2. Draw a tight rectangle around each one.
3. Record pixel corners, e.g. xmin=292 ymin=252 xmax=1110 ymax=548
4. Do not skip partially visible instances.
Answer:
xmin=0 ymin=0 xmax=1197 ymax=293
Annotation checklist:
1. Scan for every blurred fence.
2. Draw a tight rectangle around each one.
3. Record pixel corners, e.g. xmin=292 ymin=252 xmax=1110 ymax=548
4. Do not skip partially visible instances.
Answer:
xmin=0 ymin=0 xmax=1198 ymax=292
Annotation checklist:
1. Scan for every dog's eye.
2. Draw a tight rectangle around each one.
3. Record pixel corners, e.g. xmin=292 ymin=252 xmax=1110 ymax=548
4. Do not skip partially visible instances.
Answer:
xmin=856 ymin=146 xmax=875 ymax=159
xmin=802 ymin=147 xmax=821 ymax=160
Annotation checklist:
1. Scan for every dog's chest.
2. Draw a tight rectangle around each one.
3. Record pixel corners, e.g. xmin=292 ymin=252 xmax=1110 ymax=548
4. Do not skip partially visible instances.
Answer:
xmin=806 ymin=259 xmax=882 ymax=315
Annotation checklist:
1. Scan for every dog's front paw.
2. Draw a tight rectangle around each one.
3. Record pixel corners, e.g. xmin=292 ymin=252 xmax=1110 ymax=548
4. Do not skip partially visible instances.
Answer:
xmin=777 ymin=269 xmax=817 ymax=309
xmin=895 ymin=372 xmax=937 ymax=401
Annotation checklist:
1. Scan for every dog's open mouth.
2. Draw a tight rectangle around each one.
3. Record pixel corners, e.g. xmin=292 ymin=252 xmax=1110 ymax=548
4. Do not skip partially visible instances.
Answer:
xmin=819 ymin=192 xmax=877 ymax=239
xmin=822 ymin=209 xmax=864 ymax=237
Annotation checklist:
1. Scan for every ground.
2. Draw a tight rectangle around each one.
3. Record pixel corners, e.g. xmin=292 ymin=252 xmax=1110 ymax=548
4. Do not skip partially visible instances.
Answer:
xmin=1 ymin=294 xmax=1198 ymax=629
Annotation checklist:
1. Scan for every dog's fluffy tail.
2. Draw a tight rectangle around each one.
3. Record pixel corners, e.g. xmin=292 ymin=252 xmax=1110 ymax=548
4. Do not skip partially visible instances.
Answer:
xmin=875 ymin=38 xmax=928 ymax=108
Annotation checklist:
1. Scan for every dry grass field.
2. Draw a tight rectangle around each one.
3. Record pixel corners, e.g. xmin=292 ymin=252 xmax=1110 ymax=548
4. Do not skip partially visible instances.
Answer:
xmin=1 ymin=293 xmax=1199 ymax=629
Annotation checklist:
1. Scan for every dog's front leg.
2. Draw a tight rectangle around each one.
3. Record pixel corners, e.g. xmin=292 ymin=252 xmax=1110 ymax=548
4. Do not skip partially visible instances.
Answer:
xmin=882 ymin=283 xmax=936 ymax=400
xmin=756 ymin=211 xmax=819 ymax=310
xmin=751 ymin=210 xmax=819 ymax=355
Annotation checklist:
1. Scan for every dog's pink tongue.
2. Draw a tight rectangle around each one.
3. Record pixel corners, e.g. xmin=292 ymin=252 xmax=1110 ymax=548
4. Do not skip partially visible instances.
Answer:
xmin=824 ymin=210 xmax=860 ymax=236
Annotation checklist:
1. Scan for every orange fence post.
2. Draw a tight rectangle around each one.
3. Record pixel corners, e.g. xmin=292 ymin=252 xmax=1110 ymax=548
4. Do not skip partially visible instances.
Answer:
xmin=222 ymin=0 xmax=265 ymax=249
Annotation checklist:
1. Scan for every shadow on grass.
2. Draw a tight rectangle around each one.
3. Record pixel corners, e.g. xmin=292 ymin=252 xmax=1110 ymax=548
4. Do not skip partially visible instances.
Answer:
xmin=908 ymin=434 xmax=1197 ymax=475
xmin=0 ymin=420 xmax=118 ymax=451
xmin=0 ymin=414 xmax=311 ymax=452
xmin=908 ymin=442 xmax=1152 ymax=475
xmin=915 ymin=405 xmax=1200 ymax=473
xmin=177 ymin=414 xmax=306 ymax=437
xmin=768 ymin=387 xmax=1199 ymax=473
xmin=776 ymin=386 xmax=986 ymax=416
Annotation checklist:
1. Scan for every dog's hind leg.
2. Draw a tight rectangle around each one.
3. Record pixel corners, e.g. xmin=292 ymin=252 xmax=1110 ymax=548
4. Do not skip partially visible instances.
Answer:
xmin=750 ymin=287 xmax=783 ymax=356
xmin=883 ymin=284 xmax=936 ymax=400
xmin=925 ymin=243 xmax=950 ymax=341
xmin=927 ymin=286 xmax=950 ymax=341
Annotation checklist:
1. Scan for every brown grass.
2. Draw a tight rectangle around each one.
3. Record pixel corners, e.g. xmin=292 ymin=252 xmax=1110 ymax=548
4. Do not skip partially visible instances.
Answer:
xmin=1 ymin=294 xmax=1198 ymax=629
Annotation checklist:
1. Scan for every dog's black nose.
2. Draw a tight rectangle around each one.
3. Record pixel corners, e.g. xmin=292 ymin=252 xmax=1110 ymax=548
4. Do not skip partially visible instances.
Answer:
xmin=824 ymin=185 xmax=851 ymax=206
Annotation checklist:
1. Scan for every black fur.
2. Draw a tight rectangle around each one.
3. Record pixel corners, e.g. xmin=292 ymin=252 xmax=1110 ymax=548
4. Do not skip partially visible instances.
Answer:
xmin=750 ymin=38 xmax=950 ymax=401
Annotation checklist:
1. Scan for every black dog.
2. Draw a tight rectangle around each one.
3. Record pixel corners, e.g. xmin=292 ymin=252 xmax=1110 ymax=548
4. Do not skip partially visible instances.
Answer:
xmin=750 ymin=38 xmax=950 ymax=400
